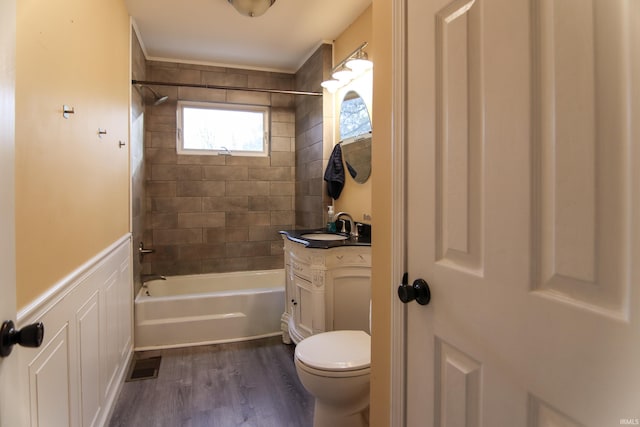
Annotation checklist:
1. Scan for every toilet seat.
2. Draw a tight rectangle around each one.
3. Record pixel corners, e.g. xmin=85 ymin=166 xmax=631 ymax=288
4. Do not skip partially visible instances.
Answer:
xmin=295 ymin=358 xmax=370 ymax=379
xmin=295 ymin=330 xmax=370 ymax=372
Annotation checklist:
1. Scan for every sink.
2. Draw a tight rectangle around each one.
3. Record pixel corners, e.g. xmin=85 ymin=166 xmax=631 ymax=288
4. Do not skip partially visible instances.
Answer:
xmin=300 ymin=233 xmax=349 ymax=241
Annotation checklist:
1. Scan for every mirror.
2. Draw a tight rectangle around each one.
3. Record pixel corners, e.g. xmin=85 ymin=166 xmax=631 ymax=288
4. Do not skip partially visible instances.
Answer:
xmin=339 ymin=90 xmax=372 ymax=184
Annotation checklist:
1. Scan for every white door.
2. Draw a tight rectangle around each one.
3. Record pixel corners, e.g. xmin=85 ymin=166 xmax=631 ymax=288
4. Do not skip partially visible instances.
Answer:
xmin=404 ymin=0 xmax=640 ymax=425
xmin=0 ymin=0 xmax=20 ymax=426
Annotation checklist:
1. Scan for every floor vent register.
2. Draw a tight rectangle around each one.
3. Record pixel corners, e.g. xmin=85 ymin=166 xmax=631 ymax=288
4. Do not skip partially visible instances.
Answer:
xmin=125 ymin=356 xmax=161 ymax=382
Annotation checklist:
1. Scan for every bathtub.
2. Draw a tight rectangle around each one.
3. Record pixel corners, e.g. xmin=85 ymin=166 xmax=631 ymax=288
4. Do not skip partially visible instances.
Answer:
xmin=134 ymin=269 xmax=285 ymax=350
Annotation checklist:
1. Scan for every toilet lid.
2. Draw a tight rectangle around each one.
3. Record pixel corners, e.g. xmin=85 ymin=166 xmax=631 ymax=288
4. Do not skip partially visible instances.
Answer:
xmin=295 ymin=330 xmax=370 ymax=371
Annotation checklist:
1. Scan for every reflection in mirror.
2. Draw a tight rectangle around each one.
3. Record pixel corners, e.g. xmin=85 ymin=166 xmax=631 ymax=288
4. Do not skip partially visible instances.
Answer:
xmin=340 ymin=91 xmax=372 ymax=139
xmin=342 ymin=134 xmax=371 ymax=183
xmin=339 ymin=90 xmax=372 ymax=184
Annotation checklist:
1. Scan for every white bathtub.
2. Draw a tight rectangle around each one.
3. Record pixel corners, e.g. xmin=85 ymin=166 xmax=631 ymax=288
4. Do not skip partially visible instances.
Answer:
xmin=134 ymin=269 xmax=285 ymax=350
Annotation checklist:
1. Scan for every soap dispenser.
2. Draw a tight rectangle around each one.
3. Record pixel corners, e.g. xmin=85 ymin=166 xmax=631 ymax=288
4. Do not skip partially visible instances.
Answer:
xmin=327 ymin=205 xmax=336 ymax=233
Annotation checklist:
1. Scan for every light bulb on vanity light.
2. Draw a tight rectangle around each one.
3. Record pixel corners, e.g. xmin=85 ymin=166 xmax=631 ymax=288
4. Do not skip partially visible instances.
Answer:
xmin=331 ymin=65 xmax=355 ymax=82
xmin=345 ymin=51 xmax=373 ymax=74
xmin=320 ymin=79 xmax=342 ymax=94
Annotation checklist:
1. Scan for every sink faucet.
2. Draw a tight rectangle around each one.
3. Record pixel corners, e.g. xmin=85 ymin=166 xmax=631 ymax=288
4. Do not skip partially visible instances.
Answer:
xmin=141 ymin=274 xmax=166 ymax=284
xmin=335 ymin=212 xmax=359 ymax=237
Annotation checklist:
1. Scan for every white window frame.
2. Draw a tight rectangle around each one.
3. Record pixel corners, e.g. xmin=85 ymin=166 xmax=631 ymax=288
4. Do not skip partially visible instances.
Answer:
xmin=176 ymin=100 xmax=270 ymax=157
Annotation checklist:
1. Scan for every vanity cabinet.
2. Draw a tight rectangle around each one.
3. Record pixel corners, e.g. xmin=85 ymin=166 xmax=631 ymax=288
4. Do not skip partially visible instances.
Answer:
xmin=281 ymin=238 xmax=371 ymax=344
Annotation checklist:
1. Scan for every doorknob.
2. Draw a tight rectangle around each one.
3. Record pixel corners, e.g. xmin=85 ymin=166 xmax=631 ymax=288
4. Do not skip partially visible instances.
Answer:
xmin=0 ymin=320 xmax=45 ymax=357
xmin=397 ymin=272 xmax=431 ymax=305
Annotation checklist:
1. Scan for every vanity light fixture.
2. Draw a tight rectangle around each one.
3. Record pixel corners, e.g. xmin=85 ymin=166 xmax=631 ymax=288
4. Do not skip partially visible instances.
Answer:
xmin=321 ymin=41 xmax=373 ymax=94
xmin=228 ymin=0 xmax=276 ymax=17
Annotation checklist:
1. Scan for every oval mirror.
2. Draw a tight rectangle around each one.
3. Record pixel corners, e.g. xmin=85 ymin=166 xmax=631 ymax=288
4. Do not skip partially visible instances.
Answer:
xmin=339 ymin=90 xmax=372 ymax=184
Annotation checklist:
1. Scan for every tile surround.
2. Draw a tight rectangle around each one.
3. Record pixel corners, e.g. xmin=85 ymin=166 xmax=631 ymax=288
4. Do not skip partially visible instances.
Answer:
xmin=295 ymin=44 xmax=333 ymax=229
xmin=132 ymin=44 xmax=332 ymax=277
xmin=143 ymin=61 xmax=296 ymax=276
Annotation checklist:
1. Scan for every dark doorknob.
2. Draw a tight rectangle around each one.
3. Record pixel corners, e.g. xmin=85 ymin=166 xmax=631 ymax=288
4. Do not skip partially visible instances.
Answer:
xmin=397 ymin=272 xmax=431 ymax=305
xmin=0 ymin=320 xmax=45 ymax=357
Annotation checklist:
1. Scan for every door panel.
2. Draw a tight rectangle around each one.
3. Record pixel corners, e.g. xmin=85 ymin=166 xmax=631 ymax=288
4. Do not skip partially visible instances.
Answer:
xmin=294 ymin=275 xmax=314 ymax=336
xmin=435 ymin=0 xmax=484 ymax=276
xmin=405 ymin=0 xmax=640 ymax=425
xmin=434 ymin=339 xmax=482 ymax=427
xmin=532 ymin=0 xmax=631 ymax=314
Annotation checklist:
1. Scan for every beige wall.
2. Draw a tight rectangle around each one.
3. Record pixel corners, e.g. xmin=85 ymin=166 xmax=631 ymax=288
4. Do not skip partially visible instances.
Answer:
xmin=332 ymin=6 xmax=373 ymax=223
xmin=15 ymin=0 xmax=131 ymax=308
xmin=334 ymin=6 xmax=374 ymax=70
xmin=370 ymin=0 xmax=393 ymax=424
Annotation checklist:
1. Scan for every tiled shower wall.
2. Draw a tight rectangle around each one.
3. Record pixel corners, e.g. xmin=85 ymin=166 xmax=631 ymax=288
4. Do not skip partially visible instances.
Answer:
xmin=294 ymin=44 xmax=334 ymax=229
xmin=142 ymin=61 xmax=296 ymax=276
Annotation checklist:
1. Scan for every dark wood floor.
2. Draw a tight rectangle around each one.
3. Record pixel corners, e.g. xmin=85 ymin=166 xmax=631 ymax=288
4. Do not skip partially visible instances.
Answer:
xmin=108 ymin=336 xmax=314 ymax=427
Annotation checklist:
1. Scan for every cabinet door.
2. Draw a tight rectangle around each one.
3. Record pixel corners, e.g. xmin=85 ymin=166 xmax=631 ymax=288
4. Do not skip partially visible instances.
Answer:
xmin=293 ymin=275 xmax=314 ymax=338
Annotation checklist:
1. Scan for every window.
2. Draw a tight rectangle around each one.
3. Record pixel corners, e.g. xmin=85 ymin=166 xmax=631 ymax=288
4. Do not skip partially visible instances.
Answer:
xmin=177 ymin=101 xmax=270 ymax=156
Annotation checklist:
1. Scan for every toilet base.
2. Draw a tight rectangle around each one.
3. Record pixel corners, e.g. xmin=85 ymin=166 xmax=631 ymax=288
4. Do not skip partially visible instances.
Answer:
xmin=313 ymin=402 xmax=369 ymax=427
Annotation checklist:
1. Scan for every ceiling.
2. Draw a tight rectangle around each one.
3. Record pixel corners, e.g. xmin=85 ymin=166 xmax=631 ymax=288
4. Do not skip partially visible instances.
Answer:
xmin=125 ymin=0 xmax=372 ymax=73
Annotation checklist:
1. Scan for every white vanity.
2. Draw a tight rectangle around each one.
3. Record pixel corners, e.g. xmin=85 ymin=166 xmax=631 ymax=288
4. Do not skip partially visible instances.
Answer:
xmin=280 ymin=231 xmax=371 ymax=344
xmin=280 ymin=88 xmax=374 ymax=344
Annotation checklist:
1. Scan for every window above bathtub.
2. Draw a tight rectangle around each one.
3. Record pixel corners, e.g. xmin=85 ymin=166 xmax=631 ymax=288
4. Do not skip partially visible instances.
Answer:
xmin=176 ymin=100 xmax=270 ymax=157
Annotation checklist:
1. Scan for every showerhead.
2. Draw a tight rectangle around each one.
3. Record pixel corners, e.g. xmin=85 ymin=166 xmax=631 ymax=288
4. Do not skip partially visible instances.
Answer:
xmin=136 ymin=85 xmax=168 ymax=106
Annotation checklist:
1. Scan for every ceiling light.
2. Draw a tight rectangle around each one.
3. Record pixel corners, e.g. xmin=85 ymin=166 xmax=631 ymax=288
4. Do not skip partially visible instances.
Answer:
xmin=228 ymin=0 xmax=276 ymax=17
xmin=321 ymin=41 xmax=373 ymax=93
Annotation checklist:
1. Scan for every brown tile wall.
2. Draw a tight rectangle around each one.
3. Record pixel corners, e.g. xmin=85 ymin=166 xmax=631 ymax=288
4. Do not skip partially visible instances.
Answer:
xmin=294 ymin=44 xmax=333 ymax=229
xmin=142 ymin=61 xmax=296 ymax=276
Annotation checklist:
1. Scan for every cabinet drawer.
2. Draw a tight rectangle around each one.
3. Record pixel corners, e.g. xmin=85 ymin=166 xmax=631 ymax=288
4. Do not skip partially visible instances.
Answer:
xmin=289 ymin=253 xmax=311 ymax=279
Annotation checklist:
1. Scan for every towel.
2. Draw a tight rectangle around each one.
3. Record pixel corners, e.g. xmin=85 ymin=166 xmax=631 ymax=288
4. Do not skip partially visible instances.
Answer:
xmin=346 ymin=160 xmax=357 ymax=179
xmin=324 ymin=144 xmax=345 ymax=199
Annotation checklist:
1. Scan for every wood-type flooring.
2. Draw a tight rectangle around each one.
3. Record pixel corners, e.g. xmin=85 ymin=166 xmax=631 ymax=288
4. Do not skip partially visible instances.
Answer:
xmin=108 ymin=336 xmax=314 ymax=427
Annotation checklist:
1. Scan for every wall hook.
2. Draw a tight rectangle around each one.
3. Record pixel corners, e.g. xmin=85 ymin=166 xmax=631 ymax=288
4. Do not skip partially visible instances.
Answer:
xmin=98 ymin=128 xmax=107 ymax=137
xmin=62 ymin=105 xmax=75 ymax=119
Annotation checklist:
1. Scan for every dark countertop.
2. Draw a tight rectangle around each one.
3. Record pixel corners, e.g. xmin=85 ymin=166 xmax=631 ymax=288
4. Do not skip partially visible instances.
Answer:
xmin=279 ymin=228 xmax=371 ymax=249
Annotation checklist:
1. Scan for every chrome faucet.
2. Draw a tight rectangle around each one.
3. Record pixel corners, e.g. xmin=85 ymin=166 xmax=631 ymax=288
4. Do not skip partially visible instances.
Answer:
xmin=138 ymin=242 xmax=155 ymax=262
xmin=141 ymin=274 xmax=166 ymax=284
xmin=335 ymin=212 xmax=359 ymax=237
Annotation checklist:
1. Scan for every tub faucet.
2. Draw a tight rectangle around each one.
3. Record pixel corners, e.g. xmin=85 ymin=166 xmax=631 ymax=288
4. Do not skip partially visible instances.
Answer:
xmin=335 ymin=212 xmax=359 ymax=238
xmin=141 ymin=274 xmax=166 ymax=284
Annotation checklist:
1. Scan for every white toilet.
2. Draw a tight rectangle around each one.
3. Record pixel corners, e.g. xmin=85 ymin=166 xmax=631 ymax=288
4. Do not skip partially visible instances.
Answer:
xmin=294 ymin=330 xmax=371 ymax=427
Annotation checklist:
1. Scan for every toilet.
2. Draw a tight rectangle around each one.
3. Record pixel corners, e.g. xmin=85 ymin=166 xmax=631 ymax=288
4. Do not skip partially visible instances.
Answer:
xmin=294 ymin=329 xmax=371 ymax=427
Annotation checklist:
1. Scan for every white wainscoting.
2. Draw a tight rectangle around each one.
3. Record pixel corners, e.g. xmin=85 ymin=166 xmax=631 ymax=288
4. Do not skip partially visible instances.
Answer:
xmin=16 ymin=235 xmax=133 ymax=427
